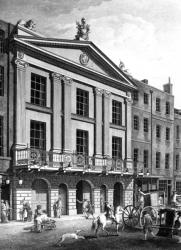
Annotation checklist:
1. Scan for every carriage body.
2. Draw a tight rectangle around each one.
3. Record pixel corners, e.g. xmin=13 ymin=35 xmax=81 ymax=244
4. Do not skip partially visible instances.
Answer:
xmin=156 ymin=208 xmax=181 ymax=238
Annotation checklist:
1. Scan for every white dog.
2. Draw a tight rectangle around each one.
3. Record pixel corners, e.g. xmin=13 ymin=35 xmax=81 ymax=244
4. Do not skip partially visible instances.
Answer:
xmin=55 ymin=230 xmax=85 ymax=246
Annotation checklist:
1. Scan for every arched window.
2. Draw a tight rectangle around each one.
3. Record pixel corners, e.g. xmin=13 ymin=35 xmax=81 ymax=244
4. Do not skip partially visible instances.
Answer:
xmin=0 ymin=30 xmax=5 ymax=53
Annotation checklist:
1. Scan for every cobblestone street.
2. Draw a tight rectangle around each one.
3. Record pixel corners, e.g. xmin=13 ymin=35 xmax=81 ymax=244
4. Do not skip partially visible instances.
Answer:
xmin=0 ymin=216 xmax=181 ymax=250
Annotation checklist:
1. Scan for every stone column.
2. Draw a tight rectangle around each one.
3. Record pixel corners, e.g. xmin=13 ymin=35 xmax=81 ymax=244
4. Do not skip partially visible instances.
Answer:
xmin=107 ymin=188 xmax=114 ymax=206
xmin=14 ymin=59 xmax=28 ymax=148
xmin=50 ymin=189 xmax=59 ymax=217
xmin=51 ymin=73 xmax=62 ymax=153
xmin=68 ymin=188 xmax=77 ymax=215
xmin=103 ymin=90 xmax=111 ymax=157
xmin=125 ymin=93 xmax=133 ymax=172
xmin=62 ymin=76 xmax=72 ymax=153
xmin=93 ymin=188 xmax=101 ymax=214
xmin=94 ymin=88 xmax=103 ymax=157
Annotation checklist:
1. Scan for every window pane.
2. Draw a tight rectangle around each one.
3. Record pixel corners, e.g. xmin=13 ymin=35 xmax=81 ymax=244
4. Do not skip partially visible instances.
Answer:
xmin=0 ymin=116 xmax=3 ymax=156
xmin=30 ymin=120 xmax=46 ymax=150
xmin=76 ymin=129 xmax=88 ymax=155
xmin=31 ymin=73 xmax=46 ymax=107
xmin=112 ymin=136 xmax=122 ymax=159
xmin=112 ymin=100 xmax=122 ymax=125
xmin=76 ymin=88 xmax=89 ymax=117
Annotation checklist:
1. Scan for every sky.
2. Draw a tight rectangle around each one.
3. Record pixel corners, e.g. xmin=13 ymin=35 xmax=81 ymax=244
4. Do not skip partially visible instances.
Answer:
xmin=1 ymin=0 xmax=181 ymax=108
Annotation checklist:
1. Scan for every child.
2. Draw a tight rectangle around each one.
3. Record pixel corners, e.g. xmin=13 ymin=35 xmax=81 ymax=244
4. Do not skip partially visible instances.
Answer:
xmin=143 ymin=211 xmax=155 ymax=240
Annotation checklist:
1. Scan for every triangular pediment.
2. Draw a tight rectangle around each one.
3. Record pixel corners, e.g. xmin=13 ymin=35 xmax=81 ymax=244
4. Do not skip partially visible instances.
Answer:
xmin=16 ymin=36 xmax=135 ymax=88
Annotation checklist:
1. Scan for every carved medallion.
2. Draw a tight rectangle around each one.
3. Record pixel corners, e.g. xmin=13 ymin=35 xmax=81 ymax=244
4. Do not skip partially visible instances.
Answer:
xmin=79 ymin=52 xmax=89 ymax=66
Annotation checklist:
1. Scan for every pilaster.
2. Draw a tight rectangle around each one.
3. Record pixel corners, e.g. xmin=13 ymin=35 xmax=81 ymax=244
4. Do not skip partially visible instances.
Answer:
xmin=62 ymin=76 xmax=72 ymax=153
xmin=107 ymin=188 xmax=114 ymax=206
xmin=68 ymin=188 xmax=77 ymax=215
xmin=15 ymin=58 xmax=28 ymax=147
xmin=93 ymin=188 xmax=101 ymax=214
xmin=103 ymin=90 xmax=111 ymax=157
xmin=94 ymin=88 xmax=103 ymax=157
xmin=125 ymin=92 xmax=133 ymax=172
xmin=51 ymin=73 xmax=62 ymax=152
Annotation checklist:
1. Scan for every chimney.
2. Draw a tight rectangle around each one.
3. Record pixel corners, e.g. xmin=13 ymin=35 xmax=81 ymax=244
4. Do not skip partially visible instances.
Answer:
xmin=141 ymin=79 xmax=148 ymax=84
xmin=163 ymin=77 xmax=173 ymax=94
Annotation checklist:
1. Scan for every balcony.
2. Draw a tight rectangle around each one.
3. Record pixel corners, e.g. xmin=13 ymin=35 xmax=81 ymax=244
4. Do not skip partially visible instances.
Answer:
xmin=13 ymin=148 xmax=133 ymax=175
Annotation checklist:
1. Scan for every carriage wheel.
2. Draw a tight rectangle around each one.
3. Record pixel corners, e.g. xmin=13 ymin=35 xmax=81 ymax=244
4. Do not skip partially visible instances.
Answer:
xmin=140 ymin=206 xmax=158 ymax=228
xmin=123 ymin=205 xmax=140 ymax=228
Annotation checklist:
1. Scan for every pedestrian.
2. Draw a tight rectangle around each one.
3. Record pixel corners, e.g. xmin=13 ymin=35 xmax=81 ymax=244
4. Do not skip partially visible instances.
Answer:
xmin=5 ymin=200 xmax=10 ymax=221
xmin=1 ymin=200 xmax=8 ymax=223
xmin=56 ymin=197 xmax=62 ymax=218
xmin=53 ymin=201 xmax=57 ymax=218
xmin=143 ymin=211 xmax=155 ymax=240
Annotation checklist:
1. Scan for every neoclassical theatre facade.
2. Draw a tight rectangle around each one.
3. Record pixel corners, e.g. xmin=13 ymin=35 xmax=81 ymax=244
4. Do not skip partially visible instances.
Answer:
xmin=0 ymin=19 xmax=136 ymax=219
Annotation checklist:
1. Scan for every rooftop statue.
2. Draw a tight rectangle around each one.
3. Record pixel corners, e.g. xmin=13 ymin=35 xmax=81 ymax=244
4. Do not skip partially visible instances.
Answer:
xmin=75 ymin=17 xmax=90 ymax=41
xmin=17 ymin=19 xmax=36 ymax=31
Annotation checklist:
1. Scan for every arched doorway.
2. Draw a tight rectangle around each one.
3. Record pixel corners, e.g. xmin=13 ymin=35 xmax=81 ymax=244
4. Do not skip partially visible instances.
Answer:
xmin=76 ymin=180 xmax=92 ymax=214
xmin=31 ymin=178 xmax=49 ymax=215
xmin=100 ymin=185 xmax=107 ymax=212
xmin=59 ymin=184 xmax=68 ymax=215
xmin=113 ymin=182 xmax=124 ymax=210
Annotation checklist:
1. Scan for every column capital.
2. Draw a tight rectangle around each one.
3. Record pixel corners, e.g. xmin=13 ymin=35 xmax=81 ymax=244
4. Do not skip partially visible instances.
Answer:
xmin=125 ymin=92 xmax=133 ymax=104
xmin=94 ymin=88 xmax=103 ymax=96
xmin=15 ymin=58 xmax=29 ymax=70
xmin=62 ymin=76 xmax=73 ymax=85
xmin=51 ymin=72 xmax=63 ymax=81
xmin=104 ymin=90 xmax=111 ymax=98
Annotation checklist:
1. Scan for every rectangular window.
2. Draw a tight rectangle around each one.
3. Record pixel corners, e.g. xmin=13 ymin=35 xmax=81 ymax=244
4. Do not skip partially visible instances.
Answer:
xmin=144 ymin=93 xmax=149 ymax=104
xmin=0 ymin=116 xmax=3 ymax=156
xmin=112 ymin=100 xmax=122 ymax=125
xmin=133 ymin=116 xmax=139 ymax=130
xmin=30 ymin=120 xmax=46 ymax=150
xmin=112 ymin=136 xmax=122 ymax=159
xmin=176 ymin=155 xmax=179 ymax=170
xmin=156 ymin=125 xmax=161 ymax=138
xmin=144 ymin=118 xmax=149 ymax=132
xmin=166 ymin=127 xmax=170 ymax=141
xmin=176 ymin=125 xmax=180 ymax=140
xmin=0 ymin=66 xmax=4 ymax=96
xmin=156 ymin=98 xmax=161 ymax=112
xmin=133 ymin=91 xmax=139 ymax=101
xmin=31 ymin=73 xmax=46 ymax=107
xmin=76 ymin=88 xmax=89 ymax=117
xmin=165 ymin=153 xmax=170 ymax=169
xmin=159 ymin=180 xmax=168 ymax=195
xmin=133 ymin=148 xmax=139 ymax=163
xmin=156 ymin=152 xmax=161 ymax=168
xmin=76 ymin=129 xmax=88 ymax=155
xmin=0 ymin=30 xmax=4 ymax=53
xmin=166 ymin=102 xmax=170 ymax=115
xmin=143 ymin=150 xmax=149 ymax=168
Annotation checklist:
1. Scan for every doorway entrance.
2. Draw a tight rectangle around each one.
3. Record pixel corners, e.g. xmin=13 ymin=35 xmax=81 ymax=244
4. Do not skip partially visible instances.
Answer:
xmin=76 ymin=180 xmax=92 ymax=214
xmin=113 ymin=182 xmax=123 ymax=210
xmin=31 ymin=179 xmax=49 ymax=215
xmin=59 ymin=184 xmax=68 ymax=215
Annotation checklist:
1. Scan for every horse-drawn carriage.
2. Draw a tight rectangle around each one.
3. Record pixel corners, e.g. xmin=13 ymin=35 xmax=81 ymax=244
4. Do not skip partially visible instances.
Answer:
xmin=122 ymin=190 xmax=165 ymax=228
xmin=122 ymin=190 xmax=181 ymax=238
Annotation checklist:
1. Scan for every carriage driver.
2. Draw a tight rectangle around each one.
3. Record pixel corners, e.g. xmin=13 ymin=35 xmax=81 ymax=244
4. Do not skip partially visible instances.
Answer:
xmin=171 ymin=190 xmax=181 ymax=207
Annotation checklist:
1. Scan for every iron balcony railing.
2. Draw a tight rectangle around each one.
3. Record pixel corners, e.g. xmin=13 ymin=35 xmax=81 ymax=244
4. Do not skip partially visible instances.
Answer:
xmin=14 ymin=148 xmax=133 ymax=175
